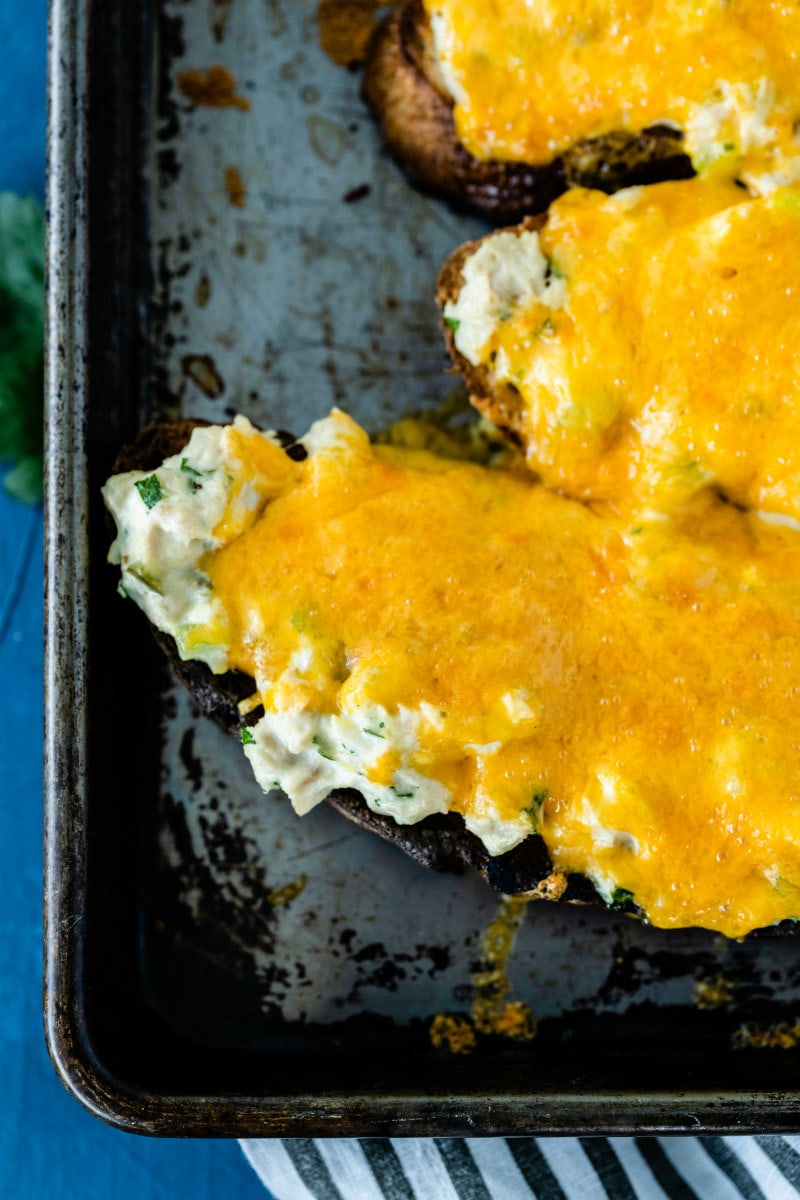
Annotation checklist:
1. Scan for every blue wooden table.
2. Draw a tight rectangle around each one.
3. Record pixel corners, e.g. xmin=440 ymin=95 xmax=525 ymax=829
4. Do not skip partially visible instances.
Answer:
xmin=0 ymin=3 xmax=270 ymax=1196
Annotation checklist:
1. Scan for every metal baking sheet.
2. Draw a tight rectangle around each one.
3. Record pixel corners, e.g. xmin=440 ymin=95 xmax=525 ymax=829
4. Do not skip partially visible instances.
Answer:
xmin=44 ymin=0 xmax=800 ymax=1135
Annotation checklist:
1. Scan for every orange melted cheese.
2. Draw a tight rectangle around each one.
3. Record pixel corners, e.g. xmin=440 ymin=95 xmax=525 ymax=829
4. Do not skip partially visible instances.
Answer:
xmin=426 ymin=0 xmax=800 ymax=179
xmin=203 ymin=413 xmax=800 ymax=938
xmin=447 ymin=178 xmax=800 ymax=518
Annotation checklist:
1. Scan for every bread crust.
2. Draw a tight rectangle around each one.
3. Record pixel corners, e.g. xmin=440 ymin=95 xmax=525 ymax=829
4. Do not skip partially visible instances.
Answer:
xmin=109 ymin=419 xmax=601 ymax=904
xmin=362 ymin=0 xmax=694 ymax=223
xmin=436 ymin=220 xmax=543 ymax=450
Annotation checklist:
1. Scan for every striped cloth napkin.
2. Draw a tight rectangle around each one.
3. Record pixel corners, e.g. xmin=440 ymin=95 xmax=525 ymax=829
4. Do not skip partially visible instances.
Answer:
xmin=241 ymin=1135 xmax=800 ymax=1199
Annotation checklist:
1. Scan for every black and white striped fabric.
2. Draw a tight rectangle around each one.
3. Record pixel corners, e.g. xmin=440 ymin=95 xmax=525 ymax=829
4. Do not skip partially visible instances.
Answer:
xmin=240 ymin=1136 xmax=800 ymax=1200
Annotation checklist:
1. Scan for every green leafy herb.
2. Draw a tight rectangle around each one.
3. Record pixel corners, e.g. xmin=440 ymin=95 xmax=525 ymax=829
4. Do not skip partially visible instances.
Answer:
xmin=135 ymin=474 xmax=163 ymax=509
xmin=522 ymin=786 xmax=549 ymax=829
xmin=0 ymin=194 xmax=45 ymax=503
xmin=241 ymin=727 xmax=256 ymax=745
xmin=363 ymin=725 xmax=385 ymax=738
xmin=445 ymin=316 xmax=461 ymax=333
xmin=313 ymin=736 xmax=335 ymax=761
xmin=181 ymin=457 xmax=203 ymax=490
xmin=389 ymin=785 xmax=415 ymax=799
xmin=610 ymin=887 xmax=635 ymax=906
xmin=126 ymin=563 xmax=163 ymax=594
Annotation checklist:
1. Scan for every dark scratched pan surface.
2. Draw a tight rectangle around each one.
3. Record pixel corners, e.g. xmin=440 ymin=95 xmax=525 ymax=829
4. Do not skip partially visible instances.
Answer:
xmin=44 ymin=0 xmax=800 ymax=1135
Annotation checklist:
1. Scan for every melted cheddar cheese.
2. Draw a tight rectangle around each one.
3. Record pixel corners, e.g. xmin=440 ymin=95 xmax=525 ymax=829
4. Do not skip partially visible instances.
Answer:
xmin=426 ymin=0 xmax=800 ymax=186
xmin=105 ymin=412 xmax=800 ymax=938
xmin=445 ymin=177 xmax=800 ymax=518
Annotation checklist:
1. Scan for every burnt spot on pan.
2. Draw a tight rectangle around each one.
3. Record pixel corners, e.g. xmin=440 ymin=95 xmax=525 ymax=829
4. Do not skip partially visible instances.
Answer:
xmin=209 ymin=0 xmax=235 ymax=43
xmin=179 ymin=727 xmax=205 ymax=792
xmin=592 ymin=938 xmax=720 ymax=1009
xmin=331 ymin=933 xmax=455 ymax=1003
xmin=343 ymin=183 xmax=371 ymax=203
xmin=157 ymin=8 xmax=186 ymax=147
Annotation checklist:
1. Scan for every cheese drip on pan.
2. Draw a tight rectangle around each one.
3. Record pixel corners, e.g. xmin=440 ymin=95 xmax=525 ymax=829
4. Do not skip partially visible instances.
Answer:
xmin=104 ymin=411 xmax=800 ymax=938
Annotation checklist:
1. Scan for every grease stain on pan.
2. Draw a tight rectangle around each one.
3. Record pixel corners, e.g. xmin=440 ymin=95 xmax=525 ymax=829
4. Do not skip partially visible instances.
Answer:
xmin=181 ymin=352 xmax=226 ymax=398
xmin=317 ymin=0 xmax=393 ymax=69
xmin=224 ymin=164 xmax=247 ymax=207
xmin=176 ymin=65 xmax=251 ymax=110
xmin=157 ymin=8 xmax=187 ymax=145
xmin=195 ymin=273 xmax=212 ymax=308
xmin=264 ymin=0 xmax=289 ymax=38
xmin=209 ymin=0 xmax=235 ymax=43
xmin=306 ymin=114 xmax=347 ymax=166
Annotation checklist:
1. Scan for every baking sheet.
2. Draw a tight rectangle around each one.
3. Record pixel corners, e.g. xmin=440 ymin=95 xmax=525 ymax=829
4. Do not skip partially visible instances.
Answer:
xmin=43 ymin=0 xmax=800 ymax=1135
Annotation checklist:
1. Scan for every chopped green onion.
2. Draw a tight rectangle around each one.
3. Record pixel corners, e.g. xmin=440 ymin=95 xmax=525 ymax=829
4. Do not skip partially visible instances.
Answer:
xmin=445 ymin=316 xmax=461 ymax=333
xmin=611 ymin=887 xmax=635 ymax=906
xmin=241 ymin=727 xmax=256 ymax=745
xmin=127 ymin=564 xmax=163 ymax=594
xmin=313 ymin=736 xmax=335 ymax=761
xmin=135 ymin=474 xmax=163 ymax=509
xmin=522 ymin=786 xmax=548 ymax=829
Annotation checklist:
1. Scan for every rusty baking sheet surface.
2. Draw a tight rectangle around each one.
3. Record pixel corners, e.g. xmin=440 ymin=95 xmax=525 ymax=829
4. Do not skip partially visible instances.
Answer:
xmin=43 ymin=0 xmax=800 ymax=1136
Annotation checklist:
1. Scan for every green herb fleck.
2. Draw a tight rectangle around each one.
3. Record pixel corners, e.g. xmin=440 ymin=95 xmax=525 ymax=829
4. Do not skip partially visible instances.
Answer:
xmin=611 ymin=887 xmax=635 ymax=906
xmin=135 ymin=474 xmax=163 ymax=509
xmin=389 ymin=785 xmax=415 ymax=799
xmin=445 ymin=316 xmax=461 ymax=333
xmin=241 ymin=727 xmax=256 ymax=746
xmin=363 ymin=726 xmax=385 ymax=738
xmin=313 ymin=736 xmax=335 ymax=761
xmin=522 ymin=786 xmax=549 ymax=829
xmin=181 ymin=457 xmax=203 ymax=490
xmin=127 ymin=564 xmax=163 ymax=594
xmin=629 ymin=525 xmax=643 ymax=536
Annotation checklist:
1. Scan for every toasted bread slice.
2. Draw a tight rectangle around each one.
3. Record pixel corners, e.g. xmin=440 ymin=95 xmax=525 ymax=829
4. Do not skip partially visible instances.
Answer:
xmin=436 ymin=177 xmax=800 ymax=520
xmin=107 ymin=417 xmax=800 ymax=931
xmin=436 ymin=219 xmax=540 ymax=454
xmin=110 ymin=418 xmax=600 ymax=904
xmin=362 ymin=0 xmax=692 ymax=224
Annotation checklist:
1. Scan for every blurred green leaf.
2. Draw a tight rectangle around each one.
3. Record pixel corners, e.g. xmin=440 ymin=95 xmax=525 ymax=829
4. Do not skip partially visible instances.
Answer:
xmin=0 ymin=193 xmax=45 ymax=502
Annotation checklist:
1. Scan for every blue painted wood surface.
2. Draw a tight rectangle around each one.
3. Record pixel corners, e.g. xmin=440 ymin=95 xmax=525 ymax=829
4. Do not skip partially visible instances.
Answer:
xmin=0 ymin=2 xmax=271 ymax=1195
